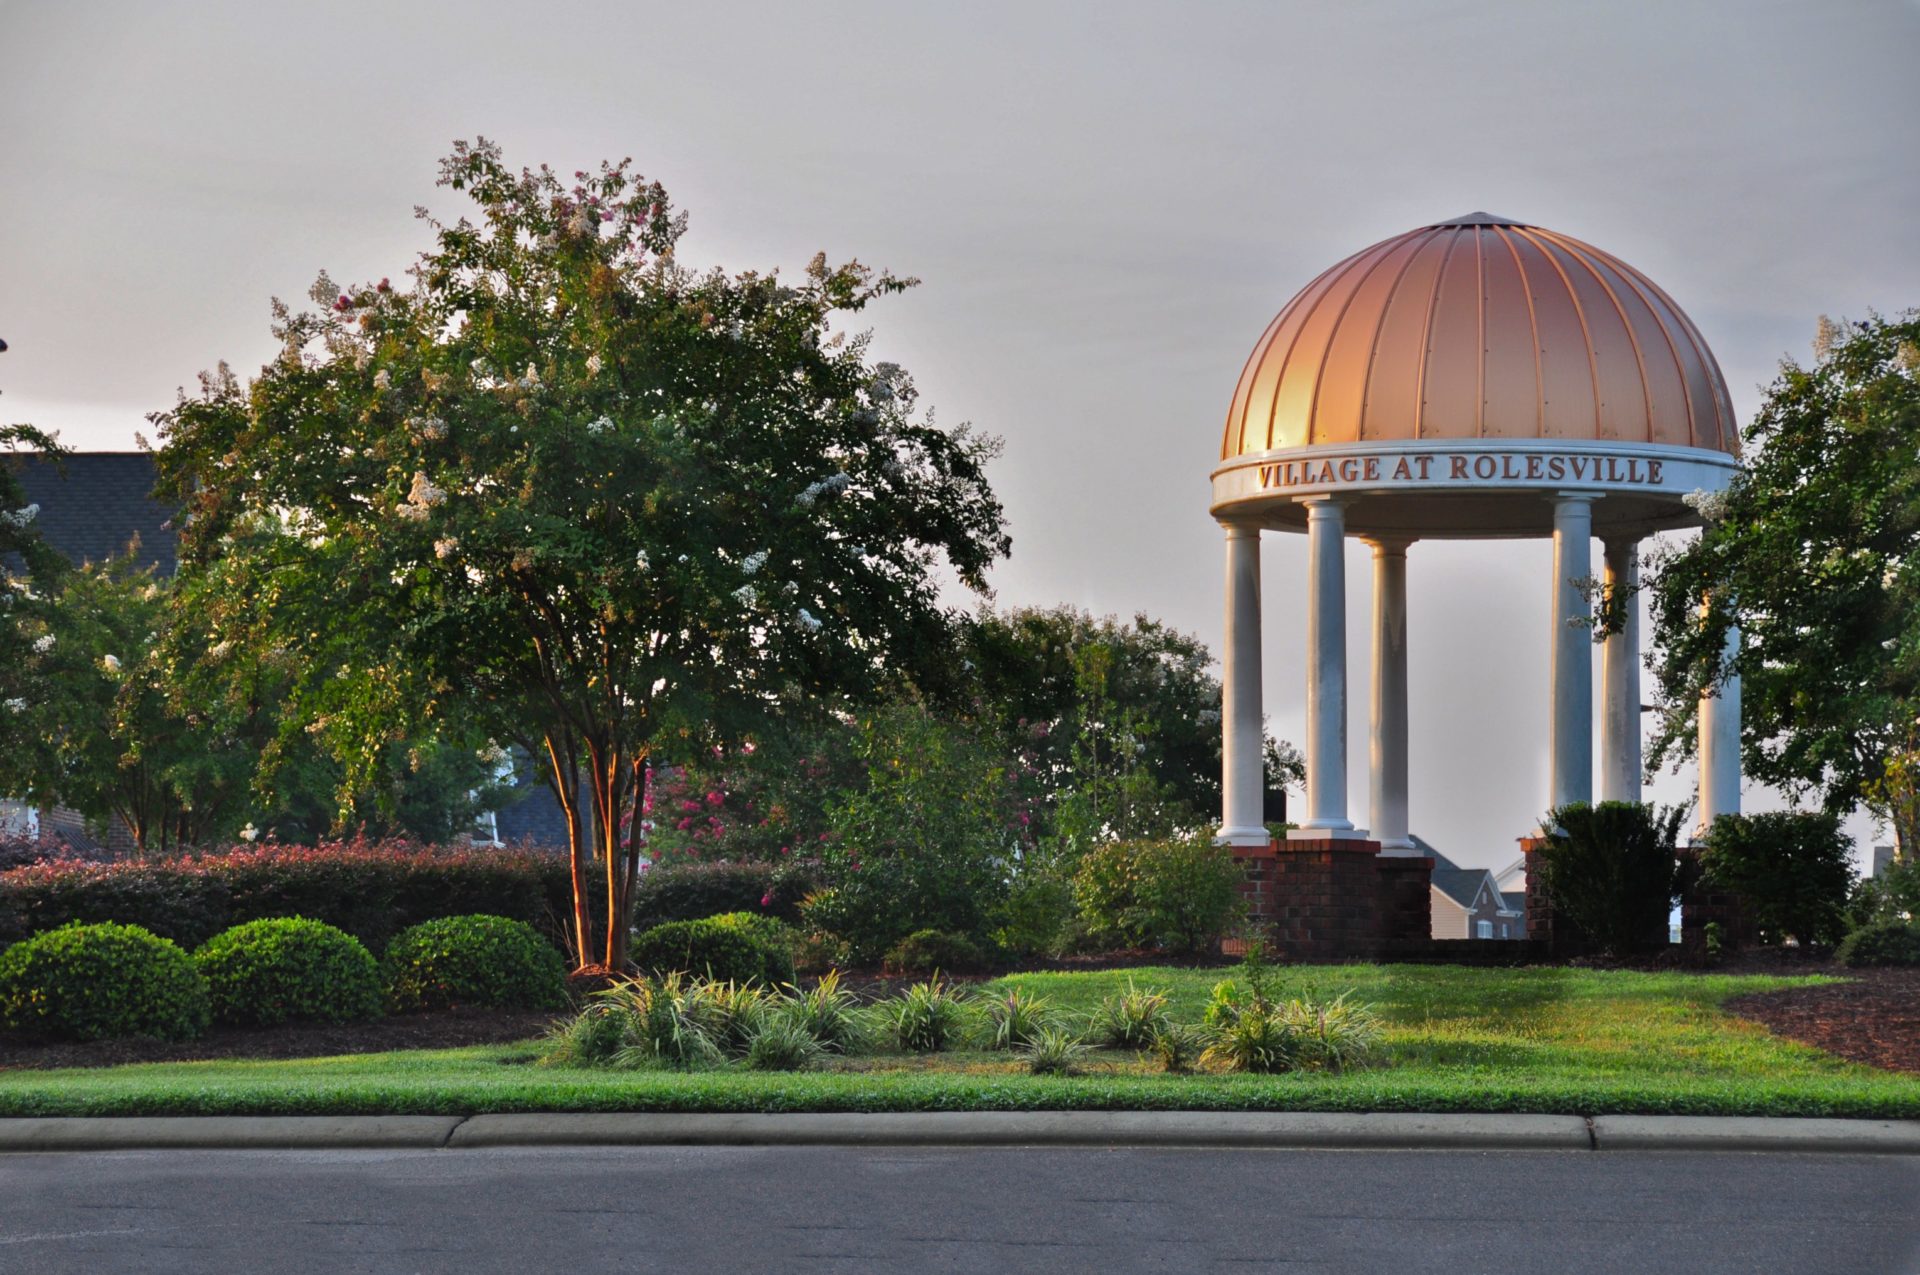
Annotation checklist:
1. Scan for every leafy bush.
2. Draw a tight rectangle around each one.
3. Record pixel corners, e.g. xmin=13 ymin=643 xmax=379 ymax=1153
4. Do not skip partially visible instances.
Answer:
xmin=808 ymin=708 xmax=1020 ymax=963
xmin=1148 ymin=1020 xmax=1208 ymax=1073
xmin=985 ymin=987 xmax=1058 ymax=1050
xmin=1847 ymin=857 xmax=1920 ymax=929
xmin=882 ymin=928 xmax=992 ymax=975
xmin=1699 ymin=811 xmax=1855 ymax=947
xmin=631 ymin=918 xmax=786 ymax=985
xmin=0 ymin=840 xmax=568 ymax=954
xmin=701 ymin=912 xmax=799 ymax=984
xmin=1088 ymin=977 xmax=1171 ymax=1049
xmin=0 ymin=922 xmax=209 ymax=1041
xmin=193 ymin=917 xmax=383 ymax=1026
xmin=882 ymin=976 xmax=972 ymax=1052
xmin=629 ymin=858 xmax=818 ymax=930
xmin=1835 ymin=921 xmax=1920 ymax=968
xmin=991 ymin=868 xmax=1075 ymax=958
xmin=1072 ymin=835 xmax=1243 ymax=954
xmin=1018 ymin=1025 xmax=1091 ymax=1076
xmin=383 ymin=914 xmax=569 ymax=1011
xmin=1535 ymin=802 xmax=1684 ymax=956
xmin=538 ymin=1002 xmax=635 ymax=1067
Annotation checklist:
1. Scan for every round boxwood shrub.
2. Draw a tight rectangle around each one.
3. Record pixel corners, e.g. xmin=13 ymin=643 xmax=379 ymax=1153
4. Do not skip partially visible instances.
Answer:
xmin=193 ymin=917 xmax=384 ymax=1027
xmin=882 ymin=928 xmax=991 ymax=975
xmin=631 ymin=918 xmax=783 ymax=984
xmin=1835 ymin=921 xmax=1920 ymax=968
xmin=702 ymin=912 xmax=798 ymax=984
xmin=0 ymin=921 xmax=209 ymax=1041
xmin=383 ymin=914 xmax=569 ymax=1012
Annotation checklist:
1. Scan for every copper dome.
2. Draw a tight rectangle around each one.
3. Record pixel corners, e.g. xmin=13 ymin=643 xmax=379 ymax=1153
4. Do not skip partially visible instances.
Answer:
xmin=1221 ymin=214 xmax=1738 ymax=461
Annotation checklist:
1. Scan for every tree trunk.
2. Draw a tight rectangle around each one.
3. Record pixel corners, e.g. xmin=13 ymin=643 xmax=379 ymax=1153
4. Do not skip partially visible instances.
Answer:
xmin=543 ymin=733 xmax=591 ymax=970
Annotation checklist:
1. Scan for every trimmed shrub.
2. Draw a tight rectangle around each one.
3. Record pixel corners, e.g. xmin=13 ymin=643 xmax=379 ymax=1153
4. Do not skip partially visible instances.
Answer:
xmin=0 ymin=922 xmax=209 ymax=1041
xmin=193 ymin=918 xmax=383 ymax=1027
xmin=1535 ymin=801 xmax=1684 ymax=957
xmin=631 ymin=918 xmax=784 ymax=984
xmin=1835 ymin=921 xmax=1920 ymax=968
xmin=882 ymin=928 xmax=991 ymax=975
xmin=383 ymin=914 xmax=569 ymax=1012
xmin=629 ymin=859 xmax=818 ymax=929
xmin=1699 ymin=811 xmax=1855 ymax=947
xmin=0 ymin=840 xmax=568 ymax=954
xmin=1072 ymin=835 xmax=1244 ymax=955
xmin=702 ymin=912 xmax=799 ymax=984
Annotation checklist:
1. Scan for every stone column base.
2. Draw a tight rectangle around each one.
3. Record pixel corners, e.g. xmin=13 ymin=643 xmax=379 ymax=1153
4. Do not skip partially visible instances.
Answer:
xmin=1231 ymin=837 xmax=1433 ymax=961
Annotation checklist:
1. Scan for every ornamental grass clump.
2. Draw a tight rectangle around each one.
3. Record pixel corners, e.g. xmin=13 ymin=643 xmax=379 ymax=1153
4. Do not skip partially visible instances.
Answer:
xmin=681 ymin=978 xmax=772 ymax=1056
xmin=780 ymin=969 xmax=863 ymax=1053
xmin=985 ymin=986 xmax=1058 ymax=1050
xmin=1018 ymin=1025 xmax=1092 ymax=1076
xmin=1147 ymin=1021 xmax=1208 ymax=1074
xmin=586 ymin=973 xmax=723 ymax=1070
xmin=882 ymin=976 xmax=973 ymax=1052
xmin=537 ymin=1002 xmax=635 ymax=1068
xmin=743 ymin=1013 xmax=828 ymax=1072
xmin=1088 ymin=977 xmax=1170 ymax=1049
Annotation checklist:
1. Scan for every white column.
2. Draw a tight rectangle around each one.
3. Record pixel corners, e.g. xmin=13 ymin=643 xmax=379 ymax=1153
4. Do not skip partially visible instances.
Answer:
xmin=1366 ymin=537 xmax=1414 ymax=852
xmin=1298 ymin=496 xmax=1356 ymax=835
xmin=1697 ymin=615 xmax=1743 ymax=837
xmin=1217 ymin=522 xmax=1269 ymax=845
xmin=1599 ymin=537 xmax=1642 ymax=803
xmin=1548 ymin=494 xmax=1596 ymax=814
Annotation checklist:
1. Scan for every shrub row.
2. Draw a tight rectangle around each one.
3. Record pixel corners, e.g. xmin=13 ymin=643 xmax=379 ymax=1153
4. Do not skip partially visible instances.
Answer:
xmin=0 ymin=839 xmax=583 ymax=954
xmin=629 ymin=858 xmax=818 ymax=930
xmin=0 ymin=914 xmax=570 ymax=1042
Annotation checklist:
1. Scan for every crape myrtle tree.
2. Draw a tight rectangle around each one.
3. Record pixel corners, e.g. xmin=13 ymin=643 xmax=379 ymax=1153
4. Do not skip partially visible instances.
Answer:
xmin=1644 ymin=312 xmax=1920 ymax=857
xmin=154 ymin=139 xmax=1008 ymax=971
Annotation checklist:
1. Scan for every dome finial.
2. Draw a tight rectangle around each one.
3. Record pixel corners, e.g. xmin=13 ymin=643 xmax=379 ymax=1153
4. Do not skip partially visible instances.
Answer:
xmin=1432 ymin=211 xmax=1526 ymax=227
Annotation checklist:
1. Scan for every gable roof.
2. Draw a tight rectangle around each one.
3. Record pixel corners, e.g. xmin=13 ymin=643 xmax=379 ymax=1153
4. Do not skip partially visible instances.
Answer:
xmin=4 ymin=453 xmax=177 ymax=576
xmin=1430 ymin=866 xmax=1492 ymax=910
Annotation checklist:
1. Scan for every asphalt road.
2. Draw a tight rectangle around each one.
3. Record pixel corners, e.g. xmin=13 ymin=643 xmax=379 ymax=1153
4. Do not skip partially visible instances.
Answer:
xmin=2 ymin=1145 xmax=1916 ymax=1274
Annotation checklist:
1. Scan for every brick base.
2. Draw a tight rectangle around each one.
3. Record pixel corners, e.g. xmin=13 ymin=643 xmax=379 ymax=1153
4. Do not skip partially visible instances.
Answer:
xmin=1232 ymin=838 xmax=1433 ymax=961
xmin=1677 ymin=845 xmax=1758 ymax=953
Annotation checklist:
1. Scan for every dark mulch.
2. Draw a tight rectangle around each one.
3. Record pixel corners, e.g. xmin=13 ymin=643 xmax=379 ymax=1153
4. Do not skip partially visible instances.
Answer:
xmin=0 ymin=1006 xmax=564 ymax=1072
xmin=1725 ymin=967 xmax=1920 ymax=1075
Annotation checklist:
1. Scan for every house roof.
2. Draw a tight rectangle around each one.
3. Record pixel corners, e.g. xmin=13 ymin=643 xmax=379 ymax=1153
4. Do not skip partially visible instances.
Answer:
xmin=1430 ymin=866 xmax=1491 ymax=910
xmin=1502 ymin=891 xmax=1527 ymax=916
xmin=3 ymin=452 xmax=177 ymax=576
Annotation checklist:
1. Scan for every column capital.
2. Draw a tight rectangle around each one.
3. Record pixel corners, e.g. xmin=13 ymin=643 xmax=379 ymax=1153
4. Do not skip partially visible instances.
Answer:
xmin=1218 ymin=519 xmax=1262 ymax=541
xmin=1600 ymin=533 xmax=1642 ymax=556
xmin=1547 ymin=491 xmax=1600 ymax=508
xmin=1360 ymin=535 xmax=1415 ymax=556
xmin=1295 ymin=493 xmax=1349 ymax=510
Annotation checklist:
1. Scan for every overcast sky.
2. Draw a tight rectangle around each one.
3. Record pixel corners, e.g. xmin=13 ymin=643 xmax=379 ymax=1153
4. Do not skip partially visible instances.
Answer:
xmin=6 ymin=1 xmax=1918 ymax=868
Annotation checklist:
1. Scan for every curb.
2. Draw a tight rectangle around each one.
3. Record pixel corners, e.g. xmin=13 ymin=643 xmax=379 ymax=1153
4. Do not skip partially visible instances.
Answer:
xmin=0 ymin=1112 xmax=1914 ymax=1154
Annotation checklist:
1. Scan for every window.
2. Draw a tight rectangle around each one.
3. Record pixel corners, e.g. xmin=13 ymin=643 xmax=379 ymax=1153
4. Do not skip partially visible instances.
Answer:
xmin=1476 ymin=919 xmax=1493 ymax=939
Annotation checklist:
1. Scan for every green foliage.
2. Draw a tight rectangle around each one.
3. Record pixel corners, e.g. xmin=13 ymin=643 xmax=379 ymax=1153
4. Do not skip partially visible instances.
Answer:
xmin=0 ymin=922 xmax=209 ymax=1041
xmin=1847 ymin=857 xmax=1920 ymax=928
xmin=1699 ymin=811 xmax=1856 ymax=947
xmin=1018 ymin=1025 xmax=1091 ymax=1076
xmin=0 ymin=842 xmax=566 ymax=953
xmin=700 ymin=911 xmax=799 ymax=984
xmin=1147 ymin=1020 xmax=1208 ymax=1074
xmin=1072 ymin=835 xmax=1244 ymax=954
xmin=629 ymin=859 xmax=818 ymax=930
xmin=779 ymin=970 xmax=863 ymax=1053
xmin=383 ymin=914 xmax=569 ymax=1011
xmin=882 ymin=928 xmax=992 ymax=976
xmin=743 ymin=1015 xmax=828 ymax=1072
xmin=984 ymin=986 xmax=1058 ymax=1050
xmin=152 ymin=138 xmax=1008 ymax=971
xmin=810 ymin=707 xmax=1022 ymax=962
xmin=990 ymin=868 xmax=1075 ymax=958
xmin=680 ymin=978 xmax=772 ymax=1055
xmin=882 ymin=976 xmax=973 ymax=1052
xmin=1536 ymin=802 xmax=1684 ymax=956
xmin=591 ymin=974 xmax=725 ymax=1070
xmin=1834 ymin=921 xmax=1920 ymax=968
xmin=631 ymin=918 xmax=785 ymax=985
xmin=1088 ymin=977 xmax=1170 ymax=1049
xmin=1645 ymin=311 xmax=1920 ymax=855
xmin=193 ymin=917 xmax=383 ymax=1027
xmin=537 ymin=1002 xmax=635 ymax=1067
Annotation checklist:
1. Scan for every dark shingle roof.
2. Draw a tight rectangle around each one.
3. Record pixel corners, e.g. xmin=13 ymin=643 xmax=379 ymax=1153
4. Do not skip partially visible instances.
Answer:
xmin=5 ymin=453 xmax=177 ymax=575
xmin=1501 ymin=891 xmax=1527 ymax=916
xmin=1430 ymin=867 xmax=1491 ymax=910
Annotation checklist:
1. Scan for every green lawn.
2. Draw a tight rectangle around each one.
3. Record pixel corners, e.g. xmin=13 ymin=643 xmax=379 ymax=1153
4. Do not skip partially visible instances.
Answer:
xmin=0 ymin=964 xmax=1913 ymax=1119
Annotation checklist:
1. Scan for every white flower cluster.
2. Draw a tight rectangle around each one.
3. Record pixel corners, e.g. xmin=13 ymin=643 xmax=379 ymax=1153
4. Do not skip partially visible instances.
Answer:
xmin=733 ymin=585 xmax=759 ymax=608
xmin=588 ymin=415 xmax=614 ymax=435
xmin=397 ymin=471 xmax=447 ymax=521
xmin=1897 ymin=342 xmax=1920 ymax=375
xmin=1813 ymin=314 xmax=1843 ymax=362
xmin=585 ymin=353 xmax=604 ymax=376
xmin=741 ymin=550 xmax=769 ymax=577
xmin=373 ymin=369 xmax=392 ymax=391
xmin=635 ymin=549 xmax=651 ymax=571
xmin=0 ymin=503 xmax=39 ymax=528
xmin=2 ymin=698 xmax=25 ymax=713
xmin=208 ymin=639 xmax=232 ymax=660
xmin=434 ymin=537 xmax=460 ymax=560
xmin=1682 ymin=487 xmax=1730 ymax=523
xmin=101 ymin=654 xmax=122 ymax=673
xmin=32 ymin=634 xmax=54 ymax=654
xmin=795 ymin=473 xmax=851 ymax=509
xmin=796 ymin=608 xmax=823 ymax=632
xmin=408 ymin=415 xmax=450 ymax=442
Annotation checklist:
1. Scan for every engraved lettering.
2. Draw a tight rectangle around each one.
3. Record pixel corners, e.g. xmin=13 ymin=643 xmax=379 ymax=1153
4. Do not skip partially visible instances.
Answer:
xmin=1392 ymin=457 xmax=1413 ymax=480
xmin=1449 ymin=456 xmax=1468 ymax=479
xmin=1363 ymin=457 xmax=1381 ymax=481
xmin=1548 ymin=457 xmax=1567 ymax=480
xmin=1526 ymin=456 xmax=1544 ymax=479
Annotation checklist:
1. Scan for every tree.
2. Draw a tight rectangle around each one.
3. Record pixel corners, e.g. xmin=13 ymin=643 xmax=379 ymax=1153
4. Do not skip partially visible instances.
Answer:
xmin=153 ymin=139 xmax=1008 ymax=971
xmin=1645 ymin=312 xmax=1920 ymax=857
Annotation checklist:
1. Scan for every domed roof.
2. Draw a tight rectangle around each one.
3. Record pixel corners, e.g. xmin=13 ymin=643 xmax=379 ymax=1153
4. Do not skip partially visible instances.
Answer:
xmin=1221 ymin=215 xmax=1738 ymax=461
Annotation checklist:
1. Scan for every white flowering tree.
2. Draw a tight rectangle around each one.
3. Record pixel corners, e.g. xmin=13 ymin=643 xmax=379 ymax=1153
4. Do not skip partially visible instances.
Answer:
xmin=154 ymin=140 xmax=1009 ymax=971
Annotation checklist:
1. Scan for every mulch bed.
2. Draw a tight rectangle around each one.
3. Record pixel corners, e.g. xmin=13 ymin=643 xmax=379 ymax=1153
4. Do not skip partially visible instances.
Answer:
xmin=0 ymin=1006 xmax=564 ymax=1072
xmin=1725 ymin=967 xmax=1920 ymax=1075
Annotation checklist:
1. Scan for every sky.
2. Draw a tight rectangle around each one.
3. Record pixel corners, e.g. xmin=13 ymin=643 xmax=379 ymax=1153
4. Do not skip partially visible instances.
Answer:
xmin=5 ymin=0 xmax=1918 ymax=869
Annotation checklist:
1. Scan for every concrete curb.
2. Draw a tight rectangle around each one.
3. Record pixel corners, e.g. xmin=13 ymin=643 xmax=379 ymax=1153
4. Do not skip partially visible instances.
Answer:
xmin=0 ymin=1112 xmax=1915 ymax=1154
xmin=1592 ymin=1115 xmax=1920 ymax=1155
xmin=0 ymin=1115 xmax=464 ymax=1152
xmin=446 ymin=1111 xmax=1590 ymax=1149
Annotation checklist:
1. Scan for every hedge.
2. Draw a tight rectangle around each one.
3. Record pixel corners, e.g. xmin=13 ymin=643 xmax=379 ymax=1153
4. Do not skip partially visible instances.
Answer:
xmin=630 ymin=858 xmax=819 ymax=930
xmin=0 ymin=839 xmax=582 ymax=954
